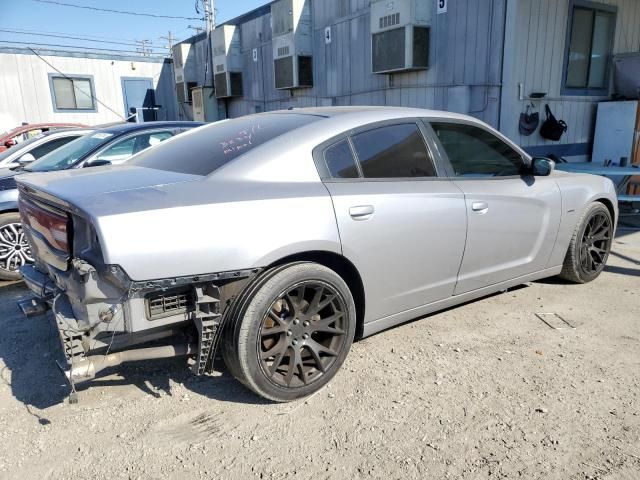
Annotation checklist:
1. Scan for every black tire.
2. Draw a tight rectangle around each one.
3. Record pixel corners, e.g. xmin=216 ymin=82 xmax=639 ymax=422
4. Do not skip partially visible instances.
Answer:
xmin=559 ymin=202 xmax=613 ymax=283
xmin=0 ymin=212 xmax=32 ymax=281
xmin=222 ymin=262 xmax=356 ymax=402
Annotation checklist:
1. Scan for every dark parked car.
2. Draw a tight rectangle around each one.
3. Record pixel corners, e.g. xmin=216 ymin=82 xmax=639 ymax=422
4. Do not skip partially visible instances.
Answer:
xmin=0 ymin=121 xmax=204 ymax=280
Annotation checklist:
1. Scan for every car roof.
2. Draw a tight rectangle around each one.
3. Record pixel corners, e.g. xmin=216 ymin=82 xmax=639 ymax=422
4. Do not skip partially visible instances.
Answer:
xmin=267 ymin=106 xmax=474 ymax=122
xmin=94 ymin=121 xmax=205 ymax=135
xmin=0 ymin=123 xmax=87 ymax=139
xmin=39 ymin=128 xmax=94 ymax=137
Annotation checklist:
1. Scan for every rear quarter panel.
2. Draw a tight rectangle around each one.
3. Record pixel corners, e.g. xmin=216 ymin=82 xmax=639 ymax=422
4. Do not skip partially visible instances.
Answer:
xmin=93 ymin=180 xmax=341 ymax=281
xmin=547 ymin=171 xmax=618 ymax=267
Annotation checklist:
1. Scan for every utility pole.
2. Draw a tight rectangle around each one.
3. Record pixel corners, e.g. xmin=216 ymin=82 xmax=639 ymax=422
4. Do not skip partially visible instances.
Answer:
xmin=135 ymin=39 xmax=152 ymax=57
xmin=200 ymin=0 xmax=215 ymax=88
xmin=160 ymin=31 xmax=175 ymax=58
xmin=203 ymin=0 xmax=215 ymax=33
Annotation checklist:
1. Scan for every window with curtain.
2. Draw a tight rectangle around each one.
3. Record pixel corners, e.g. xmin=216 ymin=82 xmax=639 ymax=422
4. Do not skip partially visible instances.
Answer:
xmin=563 ymin=2 xmax=616 ymax=95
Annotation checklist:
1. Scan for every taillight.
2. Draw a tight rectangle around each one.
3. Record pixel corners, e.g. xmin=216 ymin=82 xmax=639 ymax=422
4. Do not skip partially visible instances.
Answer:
xmin=18 ymin=196 xmax=69 ymax=253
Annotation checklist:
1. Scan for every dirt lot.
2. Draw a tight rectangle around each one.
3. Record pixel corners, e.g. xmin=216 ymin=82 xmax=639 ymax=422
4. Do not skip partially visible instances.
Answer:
xmin=1 ymin=221 xmax=639 ymax=480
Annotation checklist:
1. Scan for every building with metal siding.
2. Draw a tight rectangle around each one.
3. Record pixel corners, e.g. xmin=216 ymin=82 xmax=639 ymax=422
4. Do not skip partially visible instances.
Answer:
xmin=500 ymin=0 xmax=640 ymax=161
xmin=174 ymin=0 xmax=640 ymax=161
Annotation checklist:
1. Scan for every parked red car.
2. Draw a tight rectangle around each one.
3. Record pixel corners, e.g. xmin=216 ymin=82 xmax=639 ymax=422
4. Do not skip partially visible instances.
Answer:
xmin=0 ymin=123 xmax=87 ymax=152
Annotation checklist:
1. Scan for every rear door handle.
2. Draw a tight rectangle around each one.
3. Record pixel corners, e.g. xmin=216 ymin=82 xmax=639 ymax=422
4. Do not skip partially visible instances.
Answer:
xmin=471 ymin=201 xmax=489 ymax=214
xmin=349 ymin=205 xmax=374 ymax=220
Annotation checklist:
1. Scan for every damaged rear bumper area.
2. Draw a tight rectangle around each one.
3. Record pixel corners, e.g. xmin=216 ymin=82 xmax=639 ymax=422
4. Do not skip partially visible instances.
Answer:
xmin=20 ymin=262 xmax=257 ymax=393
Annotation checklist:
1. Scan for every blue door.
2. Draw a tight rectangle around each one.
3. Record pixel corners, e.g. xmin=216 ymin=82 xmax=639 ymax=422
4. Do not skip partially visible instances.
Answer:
xmin=122 ymin=78 xmax=155 ymax=121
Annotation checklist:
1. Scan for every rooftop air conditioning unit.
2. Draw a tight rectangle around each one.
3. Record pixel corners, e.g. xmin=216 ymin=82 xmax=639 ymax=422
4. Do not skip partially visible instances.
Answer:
xmin=172 ymin=43 xmax=193 ymax=102
xmin=212 ymin=25 xmax=243 ymax=98
xmin=370 ymin=0 xmax=430 ymax=74
xmin=271 ymin=0 xmax=313 ymax=89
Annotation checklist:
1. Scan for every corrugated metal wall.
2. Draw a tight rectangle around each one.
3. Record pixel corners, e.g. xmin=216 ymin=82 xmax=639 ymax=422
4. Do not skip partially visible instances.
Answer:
xmin=500 ymin=0 xmax=640 ymax=159
xmin=225 ymin=0 xmax=507 ymax=128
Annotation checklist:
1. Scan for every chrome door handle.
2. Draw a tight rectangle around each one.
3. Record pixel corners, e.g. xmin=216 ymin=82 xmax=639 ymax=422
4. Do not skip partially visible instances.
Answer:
xmin=471 ymin=201 xmax=489 ymax=214
xmin=349 ymin=205 xmax=374 ymax=220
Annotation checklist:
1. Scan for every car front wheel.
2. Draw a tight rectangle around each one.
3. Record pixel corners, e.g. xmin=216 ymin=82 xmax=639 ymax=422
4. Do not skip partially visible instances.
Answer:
xmin=559 ymin=202 xmax=613 ymax=283
xmin=222 ymin=262 xmax=356 ymax=402
xmin=0 ymin=212 xmax=33 ymax=281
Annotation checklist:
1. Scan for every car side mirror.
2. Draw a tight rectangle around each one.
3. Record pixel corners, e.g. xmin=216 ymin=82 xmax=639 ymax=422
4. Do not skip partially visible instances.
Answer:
xmin=531 ymin=157 xmax=555 ymax=176
xmin=84 ymin=159 xmax=112 ymax=168
xmin=18 ymin=153 xmax=36 ymax=166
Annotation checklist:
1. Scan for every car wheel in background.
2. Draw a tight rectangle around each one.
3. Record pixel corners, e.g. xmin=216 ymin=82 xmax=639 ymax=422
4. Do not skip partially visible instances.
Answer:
xmin=0 ymin=213 xmax=33 ymax=281
xmin=559 ymin=202 xmax=613 ymax=283
xmin=222 ymin=262 xmax=356 ymax=402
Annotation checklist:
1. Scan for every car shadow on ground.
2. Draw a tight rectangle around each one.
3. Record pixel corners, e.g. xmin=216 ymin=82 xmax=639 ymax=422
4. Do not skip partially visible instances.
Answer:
xmin=0 ymin=283 xmax=70 ymax=421
xmin=0 ymin=282 xmax=271 ymax=411
xmin=83 ymin=358 xmax=272 ymax=406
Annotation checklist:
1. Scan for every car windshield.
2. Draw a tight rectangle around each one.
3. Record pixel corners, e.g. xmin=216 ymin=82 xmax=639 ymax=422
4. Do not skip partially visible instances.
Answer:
xmin=129 ymin=113 xmax=322 ymax=176
xmin=26 ymin=132 xmax=113 ymax=172
xmin=0 ymin=135 xmax=46 ymax=162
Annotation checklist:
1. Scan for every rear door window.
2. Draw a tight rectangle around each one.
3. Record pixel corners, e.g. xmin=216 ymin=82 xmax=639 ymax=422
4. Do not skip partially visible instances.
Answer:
xmin=350 ymin=123 xmax=437 ymax=179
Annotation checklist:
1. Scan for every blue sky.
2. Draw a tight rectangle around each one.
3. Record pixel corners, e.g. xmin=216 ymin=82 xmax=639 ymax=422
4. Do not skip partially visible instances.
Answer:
xmin=0 ymin=0 xmax=267 ymax=56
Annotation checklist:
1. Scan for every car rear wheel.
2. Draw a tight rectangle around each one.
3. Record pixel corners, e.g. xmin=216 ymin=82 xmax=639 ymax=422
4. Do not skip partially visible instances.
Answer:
xmin=0 ymin=213 xmax=33 ymax=281
xmin=222 ymin=262 xmax=356 ymax=402
xmin=559 ymin=202 xmax=613 ymax=283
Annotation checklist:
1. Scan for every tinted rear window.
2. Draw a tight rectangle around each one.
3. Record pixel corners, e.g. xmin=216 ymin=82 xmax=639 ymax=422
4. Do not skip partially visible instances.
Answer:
xmin=129 ymin=113 xmax=322 ymax=176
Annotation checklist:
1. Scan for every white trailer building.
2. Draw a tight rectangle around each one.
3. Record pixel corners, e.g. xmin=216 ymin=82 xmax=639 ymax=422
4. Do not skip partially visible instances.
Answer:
xmin=0 ymin=46 xmax=178 ymax=133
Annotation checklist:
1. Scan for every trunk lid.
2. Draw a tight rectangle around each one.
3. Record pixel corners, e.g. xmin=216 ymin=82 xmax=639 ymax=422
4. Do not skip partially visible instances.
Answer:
xmin=16 ymin=165 xmax=202 ymax=208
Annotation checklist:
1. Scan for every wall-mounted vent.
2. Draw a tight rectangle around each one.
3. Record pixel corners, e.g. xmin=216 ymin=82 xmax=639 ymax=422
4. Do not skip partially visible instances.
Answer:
xmin=379 ymin=13 xmax=400 ymax=29
xmin=211 ymin=25 xmax=243 ymax=98
xmin=176 ymin=82 xmax=186 ymax=104
xmin=192 ymin=88 xmax=203 ymax=109
xmin=275 ymin=56 xmax=294 ymax=89
xmin=271 ymin=0 xmax=313 ymax=90
xmin=275 ymin=55 xmax=313 ymax=89
xmin=370 ymin=0 xmax=431 ymax=74
xmin=372 ymin=26 xmax=430 ymax=74
xmin=215 ymin=72 xmax=243 ymax=98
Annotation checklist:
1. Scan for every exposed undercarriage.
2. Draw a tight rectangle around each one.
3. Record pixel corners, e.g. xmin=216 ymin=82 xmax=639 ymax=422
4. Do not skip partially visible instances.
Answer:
xmin=21 ymin=258 xmax=261 ymax=401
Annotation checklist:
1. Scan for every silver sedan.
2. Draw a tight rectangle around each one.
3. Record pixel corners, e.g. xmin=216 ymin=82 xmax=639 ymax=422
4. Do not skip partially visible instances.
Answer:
xmin=17 ymin=107 xmax=617 ymax=402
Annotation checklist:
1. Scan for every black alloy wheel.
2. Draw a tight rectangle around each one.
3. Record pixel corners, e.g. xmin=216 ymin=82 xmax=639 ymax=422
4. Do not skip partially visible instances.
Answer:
xmin=258 ymin=280 xmax=348 ymax=388
xmin=577 ymin=211 xmax=612 ymax=276
xmin=560 ymin=202 xmax=613 ymax=283
xmin=222 ymin=262 xmax=356 ymax=402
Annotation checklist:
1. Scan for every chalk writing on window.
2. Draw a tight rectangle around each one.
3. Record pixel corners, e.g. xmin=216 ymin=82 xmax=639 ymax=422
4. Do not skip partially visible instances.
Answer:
xmin=220 ymin=124 xmax=263 ymax=155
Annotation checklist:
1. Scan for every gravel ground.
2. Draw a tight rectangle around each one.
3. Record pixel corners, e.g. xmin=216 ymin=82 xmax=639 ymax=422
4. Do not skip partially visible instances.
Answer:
xmin=0 ymin=221 xmax=639 ymax=480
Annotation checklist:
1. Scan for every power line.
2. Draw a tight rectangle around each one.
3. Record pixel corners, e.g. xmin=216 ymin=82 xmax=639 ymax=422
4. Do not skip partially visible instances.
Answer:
xmin=2 ymin=26 xmax=142 ymax=44
xmin=28 ymin=47 xmax=126 ymax=120
xmin=135 ymin=39 xmax=153 ymax=57
xmin=0 ymin=28 xmax=142 ymax=47
xmin=159 ymin=31 xmax=176 ymax=58
xmin=34 ymin=0 xmax=204 ymax=21
xmin=0 ymin=39 xmax=155 ymax=56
